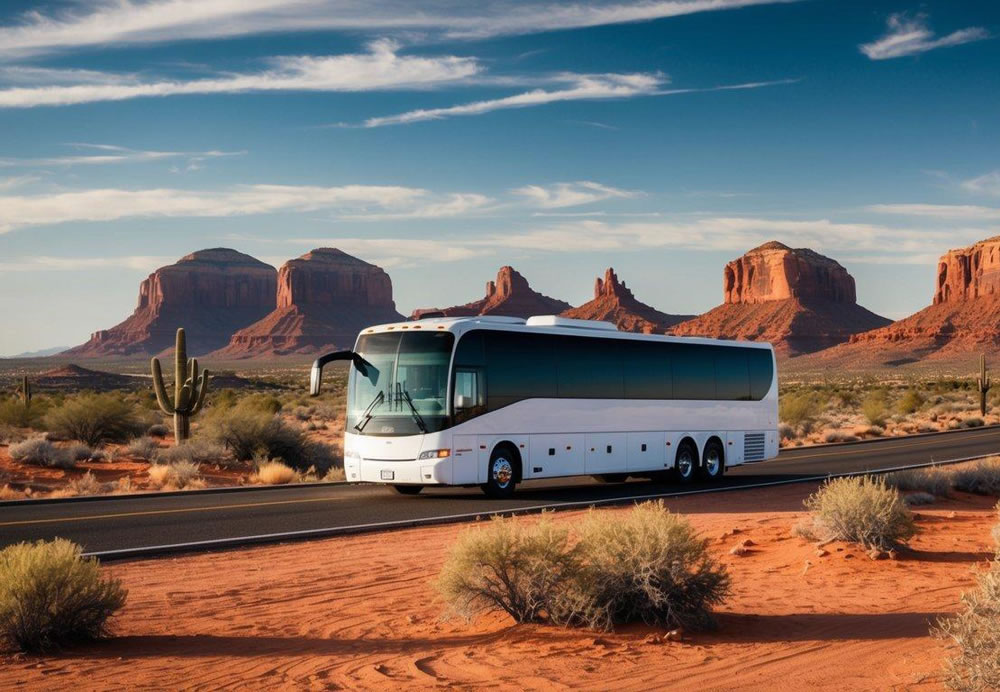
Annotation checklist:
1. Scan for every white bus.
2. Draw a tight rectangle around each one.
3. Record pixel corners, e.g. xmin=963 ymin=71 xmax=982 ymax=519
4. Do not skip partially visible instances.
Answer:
xmin=311 ymin=315 xmax=778 ymax=498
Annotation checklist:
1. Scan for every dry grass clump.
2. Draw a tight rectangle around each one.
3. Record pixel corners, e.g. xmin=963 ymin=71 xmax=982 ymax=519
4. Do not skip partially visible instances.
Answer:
xmin=44 ymin=394 xmax=145 ymax=447
xmin=146 ymin=423 xmax=170 ymax=438
xmin=862 ymin=392 xmax=889 ymax=426
xmin=66 ymin=443 xmax=94 ymax=462
xmin=157 ymin=438 xmax=229 ymax=466
xmin=9 ymin=438 xmax=74 ymax=469
xmin=903 ymin=491 xmax=937 ymax=506
xmin=804 ymin=476 xmax=915 ymax=550
xmin=0 ymin=484 xmax=24 ymax=500
xmin=51 ymin=472 xmax=104 ymax=498
xmin=824 ymin=431 xmax=859 ymax=444
xmin=252 ymin=461 xmax=297 ymax=485
xmin=0 ymin=422 xmax=25 ymax=444
xmin=147 ymin=461 xmax=203 ymax=490
xmin=437 ymin=502 xmax=729 ymax=632
xmin=779 ymin=392 xmax=819 ymax=428
xmin=0 ymin=539 xmax=127 ymax=653
xmin=885 ymin=467 xmax=952 ymax=497
xmin=952 ymin=459 xmax=1000 ymax=496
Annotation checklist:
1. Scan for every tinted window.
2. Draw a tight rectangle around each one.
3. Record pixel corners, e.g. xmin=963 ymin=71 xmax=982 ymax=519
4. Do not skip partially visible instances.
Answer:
xmin=671 ymin=343 xmax=715 ymax=399
xmin=555 ymin=336 xmax=623 ymax=398
xmin=484 ymin=330 xmax=556 ymax=410
xmin=454 ymin=330 xmax=485 ymax=367
xmin=623 ymin=340 xmax=672 ymax=399
xmin=748 ymin=348 xmax=774 ymax=400
xmin=715 ymin=347 xmax=750 ymax=401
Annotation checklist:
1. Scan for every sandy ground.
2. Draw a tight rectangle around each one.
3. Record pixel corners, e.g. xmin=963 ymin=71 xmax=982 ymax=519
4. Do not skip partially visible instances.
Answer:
xmin=1 ymin=482 xmax=996 ymax=690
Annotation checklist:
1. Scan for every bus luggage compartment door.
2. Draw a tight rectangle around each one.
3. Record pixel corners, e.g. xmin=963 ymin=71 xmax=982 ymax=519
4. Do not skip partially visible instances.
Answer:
xmin=452 ymin=435 xmax=479 ymax=485
xmin=584 ymin=433 xmax=627 ymax=474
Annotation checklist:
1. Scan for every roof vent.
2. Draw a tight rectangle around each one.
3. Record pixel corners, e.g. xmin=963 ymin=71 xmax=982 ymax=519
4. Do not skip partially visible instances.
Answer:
xmin=525 ymin=315 xmax=619 ymax=331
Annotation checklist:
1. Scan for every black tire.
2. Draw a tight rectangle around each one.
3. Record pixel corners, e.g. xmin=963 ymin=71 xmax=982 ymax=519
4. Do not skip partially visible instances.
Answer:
xmin=482 ymin=445 xmax=518 ymax=499
xmin=392 ymin=485 xmax=423 ymax=495
xmin=674 ymin=440 xmax=698 ymax=484
xmin=592 ymin=473 xmax=628 ymax=484
xmin=700 ymin=438 xmax=725 ymax=481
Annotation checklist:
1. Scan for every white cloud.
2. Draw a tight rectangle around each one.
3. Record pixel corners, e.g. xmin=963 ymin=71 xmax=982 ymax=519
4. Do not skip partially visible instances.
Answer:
xmin=0 ymin=174 xmax=41 ymax=190
xmin=0 ymin=144 xmax=245 ymax=167
xmin=0 ymin=40 xmax=480 ymax=108
xmin=0 ymin=1 xmax=799 ymax=58
xmin=0 ymin=183 xmax=428 ymax=233
xmin=866 ymin=204 xmax=1000 ymax=221
xmin=358 ymin=76 xmax=797 ymax=127
xmin=860 ymin=13 xmax=989 ymax=60
xmin=0 ymin=255 xmax=173 ymax=272
xmin=284 ymin=237 xmax=490 ymax=267
xmin=512 ymin=181 xmax=641 ymax=208
xmin=337 ymin=193 xmax=497 ymax=221
xmin=961 ymin=171 xmax=1000 ymax=197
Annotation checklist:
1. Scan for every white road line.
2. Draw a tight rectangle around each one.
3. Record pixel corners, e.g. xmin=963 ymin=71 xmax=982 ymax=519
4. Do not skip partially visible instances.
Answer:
xmin=83 ymin=452 xmax=997 ymax=560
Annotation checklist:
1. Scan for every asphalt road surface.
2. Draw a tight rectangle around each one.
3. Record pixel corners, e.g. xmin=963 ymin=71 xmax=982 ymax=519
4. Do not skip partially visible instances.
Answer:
xmin=2 ymin=427 xmax=999 ymax=559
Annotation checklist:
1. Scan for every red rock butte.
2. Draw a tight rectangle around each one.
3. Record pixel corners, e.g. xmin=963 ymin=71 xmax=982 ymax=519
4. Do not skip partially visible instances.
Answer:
xmin=214 ymin=248 xmax=404 ymax=358
xmin=411 ymin=266 xmax=571 ymax=319
xmin=561 ymin=268 xmax=693 ymax=333
xmin=816 ymin=236 xmax=1000 ymax=366
xmin=65 ymin=248 xmax=277 ymax=357
xmin=671 ymin=242 xmax=890 ymax=356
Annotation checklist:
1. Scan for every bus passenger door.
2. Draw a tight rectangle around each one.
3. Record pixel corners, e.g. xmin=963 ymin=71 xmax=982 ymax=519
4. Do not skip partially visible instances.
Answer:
xmin=452 ymin=435 xmax=479 ymax=485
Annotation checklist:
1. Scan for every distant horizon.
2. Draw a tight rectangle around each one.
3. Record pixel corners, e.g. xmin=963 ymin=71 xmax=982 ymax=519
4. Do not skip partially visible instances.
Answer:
xmin=1 ymin=0 xmax=997 ymax=353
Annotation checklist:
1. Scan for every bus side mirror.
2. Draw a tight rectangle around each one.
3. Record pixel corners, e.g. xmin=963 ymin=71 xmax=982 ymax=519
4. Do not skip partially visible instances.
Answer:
xmin=310 ymin=350 xmax=370 ymax=397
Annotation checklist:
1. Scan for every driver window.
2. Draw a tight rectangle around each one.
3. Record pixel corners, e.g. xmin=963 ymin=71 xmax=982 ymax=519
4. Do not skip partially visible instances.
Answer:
xmin=454 ymin=368 xmax=485 ymax=423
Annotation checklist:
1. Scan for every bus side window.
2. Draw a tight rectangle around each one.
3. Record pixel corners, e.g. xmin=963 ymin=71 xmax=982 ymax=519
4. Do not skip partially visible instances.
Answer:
xmin=454 ymin=368 xmax=486 ymax=423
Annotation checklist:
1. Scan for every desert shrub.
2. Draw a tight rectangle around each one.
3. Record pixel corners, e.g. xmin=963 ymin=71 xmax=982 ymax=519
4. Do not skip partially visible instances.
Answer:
xmin=862 ymin=392 xmax=889 ymax=427
xmin=778 ymin=423 xmax=796 ymax=442
xmin=44 ymin=394 xmax=145 ymax=447
xmin=961 ymin=417 xmax=985 ymax=429
xmin=236 ymin=394 xmax=282 ymax=415
xmin=952 ymin=459 xmax=1000 ymax=496
xmin=824 ymin=431 xmax=859 ymax=444
xmin=210 ymin=410 xmax=337 ymax=472
xmin=156 ymin=438 xmax=229 ymax=466
xmin=0 ymin=539 xmax=127 ymax=652
xmin=66 ymin=443 xmax=94 ymax=462
xmin=565 ymin=501 xmax=730 ymax=631
xmin=903 ymin=491 xmax=937 ymax=506
xmin=804 ymin=476 xmax=915 ymax=550
xmin=147 ymin=461 xmax=202 ymax=490
xmin=0 ymin=485 xmax=23 ymax=501
xmin=323 ymin=466 xmax=346 ymax=482
xmin=146 ymin=423 xmax=169 ymax=438
xmin=897 ymin=389 xmax=925 ymax=415
xmin=779 ymin=392 xmax=819 ymax=427
xmin=934 ymin=563 xmax=1000 ymax=691
xmin=9 ymin=438 xmax=74 ymax=469
xmin=437 ymin=513 xmax=580 ymax=624
xmin=885 ymin=467 xmax=951 ymax=496
xmin=0 ymin=397 xmax=49 ymax=429
xmin=253 ymin=461 xmax=297 ymax=485
xmin=0 ymin=422 xmax=25 ymax=444
xmin=54 ymin=472 xmax=104 ymax=498
xmin=292 ymin=406 xmax=312 ymax=421
xmin=125 ymin=436 xmax=160 ymax=461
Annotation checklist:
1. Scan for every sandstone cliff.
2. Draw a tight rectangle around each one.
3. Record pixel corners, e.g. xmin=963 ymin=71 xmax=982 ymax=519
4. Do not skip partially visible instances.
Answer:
xmin=214 ymin=248 xmax=404 ymax=358
xmin=562 ymin=268 xmax=693 ymax=333
xmin=411 ymin=266 xmax=571 ymax=320
xmin=65 ymin=248 xmax=277 ymax=357
xmin=671 ymin=242 xmax=890 ymax=355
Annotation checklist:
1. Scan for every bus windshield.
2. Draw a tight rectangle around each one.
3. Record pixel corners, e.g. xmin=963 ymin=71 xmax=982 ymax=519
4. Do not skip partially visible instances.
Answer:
xmin=347 ymin=330 xmax=455 ymax=436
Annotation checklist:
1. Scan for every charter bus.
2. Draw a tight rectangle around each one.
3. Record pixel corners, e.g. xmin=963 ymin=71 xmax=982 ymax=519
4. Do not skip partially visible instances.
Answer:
xmin=311 ymin=315 xmax=778 ymax=498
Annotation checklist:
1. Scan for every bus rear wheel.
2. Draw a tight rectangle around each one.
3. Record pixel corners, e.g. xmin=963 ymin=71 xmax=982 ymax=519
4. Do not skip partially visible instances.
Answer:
xmin=482 ymin=446 xmax=518 ymax=499
xmin=675 ymin=441 xmax=698 ymax=484
xmin=392 ymin=485 xmax=423 ymax=495
xmin=700 ymin=439 xmax=725 ymax=481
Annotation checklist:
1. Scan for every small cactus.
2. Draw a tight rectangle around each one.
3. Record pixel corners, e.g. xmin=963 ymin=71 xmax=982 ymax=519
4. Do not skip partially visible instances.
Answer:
xmin=150 ymin=328 xmax=210 ymax=446
xmin=18 ymin=375 xmax=31 ymax=408
xmin=978 ymin=353 xmax=991 ymax=416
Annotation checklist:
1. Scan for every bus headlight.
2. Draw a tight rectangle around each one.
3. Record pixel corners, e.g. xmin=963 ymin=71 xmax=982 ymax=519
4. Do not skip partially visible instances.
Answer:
xmin=418 ymin=449 xmax=450 ymax=460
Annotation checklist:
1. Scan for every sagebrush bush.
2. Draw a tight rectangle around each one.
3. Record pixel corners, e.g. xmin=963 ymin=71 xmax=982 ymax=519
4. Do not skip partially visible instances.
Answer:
xmin=885 ymin=467 xmax=951 ymax=497
xmin=147 ymin=461 xmax=202 ymax=490
xmin=0 ymin=398 xmax=47 ymax=429
xmin=779 ymin=392 xmax=819 ymax=427
xmin=44 ymin=394 xmax=145 ymax=447
xmin=952 ymin=459 xmax=1000 ymax=496
xmin=146 ymin=423 xmax=170 ymax=438
xmin=0 ymin=539 xmax=127 ymax=652
xmin=804 ymin=476 xmax=915 ymax=550
xmin=156 ymin=438 xmax=228 ymax=465
xmin=125 ymin=436 xmax=160 ymax=461
xmin=8 ymin=438 xmax=74 ymax=469
xmin=566 ymin=501 xmax=730 ymax=631
xmin=253 ymin=461 xmax=298 ymax=485
xmin=897 ymin=389 xmax=925 ymax=415
xmin=53 ymin=472 xmax=104 ymax=498
xmin=862 ymin=392 xmax=889 ymax=426
xmin=935 ymin=563 xmax=1000 ymax=690
xmin=209 ymin=409 xmax=336 ymax=472
xmin=66 ymin=443 xmax=94 ymax=462
xmin=437 ymin=513 xmax=581 ymax=624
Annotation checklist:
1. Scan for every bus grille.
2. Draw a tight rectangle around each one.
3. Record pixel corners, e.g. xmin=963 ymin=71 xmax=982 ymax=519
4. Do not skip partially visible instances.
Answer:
xmin=743 ymin=433 xmax=766 ymax=462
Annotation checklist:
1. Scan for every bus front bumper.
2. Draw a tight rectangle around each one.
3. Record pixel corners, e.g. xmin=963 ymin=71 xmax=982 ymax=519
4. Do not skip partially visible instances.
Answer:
xmin=346 ymin=457 xmax=452 ymax=485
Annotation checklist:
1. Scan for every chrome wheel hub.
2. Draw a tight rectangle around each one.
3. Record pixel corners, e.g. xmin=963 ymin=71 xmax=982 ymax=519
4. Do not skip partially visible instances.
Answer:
xmin=705 ymin=449 xmax=721 ymax=476
xmin=678 ymin=450 xmax=694 ymax=478
xmin=492 ymin=457 xmax=513 ymax=488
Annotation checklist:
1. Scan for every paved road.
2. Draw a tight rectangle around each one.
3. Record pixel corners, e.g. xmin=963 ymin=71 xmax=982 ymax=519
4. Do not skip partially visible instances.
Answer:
xmin=2 ymin=427 xmax=999 ymax=559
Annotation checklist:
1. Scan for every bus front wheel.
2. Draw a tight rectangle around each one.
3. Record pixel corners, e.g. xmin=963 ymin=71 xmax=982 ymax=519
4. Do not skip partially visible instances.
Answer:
xmin=674 ymin=441 xmax=698 ymax=484
xmin=392 ymin=485 xmax=423 ymax=495
xmin=482 ymin=446 xmax=518 ymax=499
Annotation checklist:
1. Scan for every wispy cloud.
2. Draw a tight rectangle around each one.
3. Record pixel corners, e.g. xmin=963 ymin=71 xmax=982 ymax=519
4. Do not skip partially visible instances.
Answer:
xmin=356 ymin=76 xmax=798 ymax=127
xmin=336 ymin=193 xmax=497 ymax=221
xmin=283 ymin=237 xmax=490 ymax=268
xmin=0 ymin=1 xmax=799 ymax=59
xmin=0 ymin=40 xmax=480 ymax=108
xmin=860 ymin=13 xmax=989 ymax=60
xmin=0 ymin=174 xmax=41 ymax=190
xmin=0 ymin=183 xmax=429 ymax=233
xmin=0 ymin=255 xmax=174 ymax=272
xmin=512 ymin=181 xmax=642 ymax=208
xmin=866 ymin=203 xmax=1000 ymax=221
xmin=961 ymin=171 xmax=1000 ymax=197
xmin=0 ymin=144 xmax=245 ymax=168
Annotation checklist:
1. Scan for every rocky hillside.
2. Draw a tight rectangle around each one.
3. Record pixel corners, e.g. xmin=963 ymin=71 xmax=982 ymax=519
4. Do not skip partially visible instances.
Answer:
xmin=412 ymin=266 xmax=571 ymax=319
xmin=562 ymin=268 xmax=692 ymax=333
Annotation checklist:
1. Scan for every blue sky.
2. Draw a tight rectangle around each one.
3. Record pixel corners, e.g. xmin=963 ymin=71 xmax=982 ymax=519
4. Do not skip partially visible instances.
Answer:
xmin=0 ymin=0 xmax=997 ymax=354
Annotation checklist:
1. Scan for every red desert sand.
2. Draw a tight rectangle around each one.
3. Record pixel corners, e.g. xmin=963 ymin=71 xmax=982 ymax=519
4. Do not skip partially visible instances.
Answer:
xmin=1 ymin=482 xmax=995 ymax=690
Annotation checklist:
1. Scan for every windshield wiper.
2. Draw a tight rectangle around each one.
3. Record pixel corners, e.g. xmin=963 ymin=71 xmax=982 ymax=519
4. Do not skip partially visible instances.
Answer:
xmin=396 ymin=383 xmax=428 ymax=433
xmin=354 ymin=390 xmax=385 ymax=432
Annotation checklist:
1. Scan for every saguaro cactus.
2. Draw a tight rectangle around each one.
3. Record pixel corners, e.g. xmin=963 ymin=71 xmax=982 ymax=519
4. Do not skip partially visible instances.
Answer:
xmin=18 ymin=375 xmax=31 ymax=408
xmin=151 ymin=328 xmax=210 ymax=445
xmin=979 ymin=353 xmax=991 ymax=416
